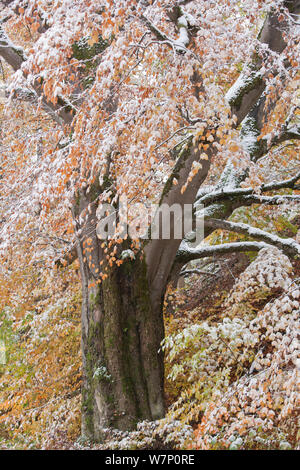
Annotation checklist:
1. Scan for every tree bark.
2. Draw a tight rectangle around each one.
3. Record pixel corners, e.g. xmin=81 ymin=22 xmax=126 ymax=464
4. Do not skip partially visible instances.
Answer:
xmin=80 ymin=257 xmax=165 ymax=438
xmin=73 ymin=190 xmax=165 ymax=439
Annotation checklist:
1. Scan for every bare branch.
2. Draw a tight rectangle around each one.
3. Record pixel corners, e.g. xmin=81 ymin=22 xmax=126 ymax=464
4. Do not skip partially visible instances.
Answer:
xmin=180 ymin=268 xmax=217 ymax=277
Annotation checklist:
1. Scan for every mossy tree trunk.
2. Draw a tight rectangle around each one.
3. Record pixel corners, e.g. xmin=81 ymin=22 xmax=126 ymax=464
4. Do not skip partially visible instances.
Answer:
xmin=81 ymin=257 xmax=165 ymax=438
xmin=74 ymin=189 xmax=165 ymax=439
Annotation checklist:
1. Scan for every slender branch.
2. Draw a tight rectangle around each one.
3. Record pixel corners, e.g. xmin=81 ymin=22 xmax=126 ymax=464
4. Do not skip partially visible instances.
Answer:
xmin=154 ymin=126 xmax=195 ymax=151
xmin=263 ymin=170 xmax=300 ymax=191
xmin=0 ymin=26 xmax=24 ymax=71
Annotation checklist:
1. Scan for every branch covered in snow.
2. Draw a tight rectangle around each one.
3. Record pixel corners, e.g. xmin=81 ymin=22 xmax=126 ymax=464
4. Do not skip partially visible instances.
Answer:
xmin=205 ymin=218 xmax=300 ymax=257
xmin=0 ymin=26 xmax=73 ymax=126
xmin=226 ymin=1 xmax=299 ymax=124
xmin=140 ymin=13 xmax=194 ymax=55
xmin=238 ymin=194 xmax=300 ymax=207
xmin=0 ymin=25 xmax=24 ymax=71
xmin=196 ymin=170 xmax=300 ymax=207
xmin=259 ymin=123 xmax=300 ymax=156
xmin=176 ymin=240 xmax=270 ymax=263
xmin=242 ymin=113 xmax=300 ymax=160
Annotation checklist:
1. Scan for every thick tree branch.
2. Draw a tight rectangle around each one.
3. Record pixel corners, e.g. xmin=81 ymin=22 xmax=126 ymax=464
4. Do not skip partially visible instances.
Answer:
xmin=196 ymin=170 xmax=300 ymax=207
xmin=241 ymin=108 xmax=300 ymax=160
xmin=227 ymin=1 xmax=300 ymax=124
xmin=140 ymin=11 xmax=195 ymax=54
xmin=176 ymin=240 xmax=270 ymax=263
xmin=238 ymin=193 xmax=300 ymax=207
xmin=0 ymin=26 xmax=73 ymax=125
xmin=205 ymin=218 xmax=300 ymax=257
xmin=0 ymin=26 xmax=24 ymax=71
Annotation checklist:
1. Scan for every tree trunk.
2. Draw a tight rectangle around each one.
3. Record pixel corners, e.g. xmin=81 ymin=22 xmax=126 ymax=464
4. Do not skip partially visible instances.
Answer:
xmin=74 ymin=189 xmax=165 ymax=439
xmin=80 ymin=254 xmax=165 ymax=439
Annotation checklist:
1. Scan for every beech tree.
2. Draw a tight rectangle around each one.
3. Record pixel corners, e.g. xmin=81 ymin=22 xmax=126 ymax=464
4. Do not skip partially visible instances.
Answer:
xmin=0 ymin=0 xmax=299 ymax=440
